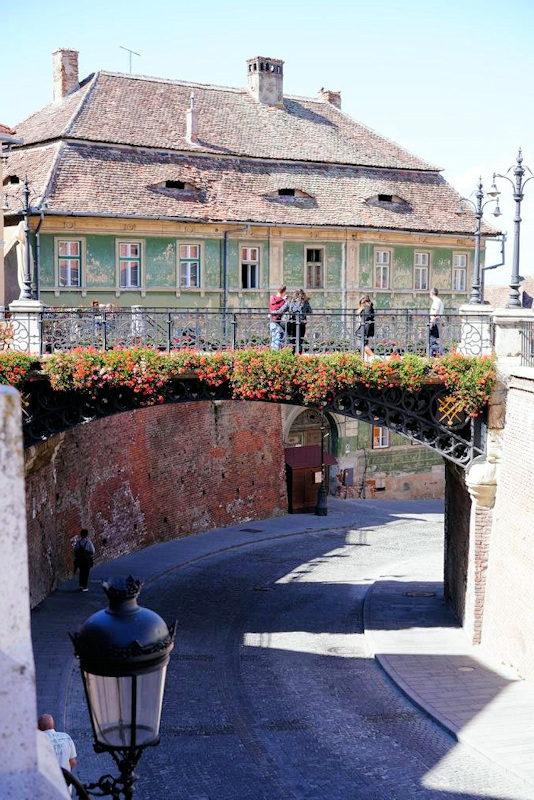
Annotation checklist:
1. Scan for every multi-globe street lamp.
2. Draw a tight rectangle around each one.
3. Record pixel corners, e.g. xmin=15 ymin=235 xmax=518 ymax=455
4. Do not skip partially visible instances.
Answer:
xmin=67 ymin=576 xmax=175 ymax=800
xmin=2 ymin=175 xmax=43 ymax=301
xmin=456 ymin=178 xmax=501 ymax=305
xmin=488 ymin=148 xmax=534 ymax=308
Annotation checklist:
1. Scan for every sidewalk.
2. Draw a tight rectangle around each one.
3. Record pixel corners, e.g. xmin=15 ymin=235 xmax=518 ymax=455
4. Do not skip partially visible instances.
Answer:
xmin=32 ymin=499 xmax=534 ymax=791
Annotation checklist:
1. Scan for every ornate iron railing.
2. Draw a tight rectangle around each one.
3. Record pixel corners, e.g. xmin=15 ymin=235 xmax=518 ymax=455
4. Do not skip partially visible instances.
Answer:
xmin=1 ymin=308 xmax=492 ymax=357
xmin=21 ymin=374 xmax=486 ymax=466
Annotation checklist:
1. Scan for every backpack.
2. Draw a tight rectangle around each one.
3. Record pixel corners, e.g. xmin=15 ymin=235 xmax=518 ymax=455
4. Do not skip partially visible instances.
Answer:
xmin=75 ymin=539 xmax=94 ymax=569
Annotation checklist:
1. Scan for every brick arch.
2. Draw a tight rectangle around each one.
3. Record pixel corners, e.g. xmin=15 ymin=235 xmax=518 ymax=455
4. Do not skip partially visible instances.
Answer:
xmin=22 ymin=375 xmax=484 ymax=467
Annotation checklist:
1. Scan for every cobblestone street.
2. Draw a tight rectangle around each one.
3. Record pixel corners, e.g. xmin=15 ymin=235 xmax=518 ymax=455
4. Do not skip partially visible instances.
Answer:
xmin=32 ymin=501 xmax=533 ymax=799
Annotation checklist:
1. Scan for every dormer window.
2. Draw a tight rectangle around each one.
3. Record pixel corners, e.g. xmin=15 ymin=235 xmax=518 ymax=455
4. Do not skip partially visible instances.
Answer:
xmin=365 ymin=193 xmax=411 ymax=212
xmin=275 ymin=188 xmax=312 ymax=199
xmin=166 ymin=180 xmax=185 ymax=190
xmin=154 ymin=179 xmax=198 ymax=193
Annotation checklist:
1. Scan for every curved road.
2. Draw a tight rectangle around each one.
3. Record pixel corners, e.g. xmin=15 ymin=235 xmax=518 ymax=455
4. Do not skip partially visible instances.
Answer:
xmin=55 ymin=504 xmax=529 ymax=799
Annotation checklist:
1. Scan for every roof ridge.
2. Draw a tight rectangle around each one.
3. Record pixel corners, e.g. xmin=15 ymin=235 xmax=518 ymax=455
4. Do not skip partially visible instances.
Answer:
xmin=99 ymin=71 xmax=246 ymax=94
xmin=41 ymin=141 xmax=65 ymax=207
xmin=63 ymin=72 xmax=99 ymax=136
xmin=98 ymin=72 xmax=344 ymax=106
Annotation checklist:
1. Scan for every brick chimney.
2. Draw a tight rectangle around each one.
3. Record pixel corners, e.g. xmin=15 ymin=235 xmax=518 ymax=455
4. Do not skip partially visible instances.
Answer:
xmin=53 ymin=49 xmax=79 ymax=101
xmin=186 ymin=91 xmax=199 ymax=144
xmin=246 ymin=57 xmax=284 ymax=106
xmin=318 ymin=88 xmax=341 ymax=109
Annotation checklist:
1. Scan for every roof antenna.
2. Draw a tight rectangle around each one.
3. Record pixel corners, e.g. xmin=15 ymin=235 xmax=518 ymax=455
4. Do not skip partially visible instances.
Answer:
xmin=119 ymin=46 xmax=141 ymax=74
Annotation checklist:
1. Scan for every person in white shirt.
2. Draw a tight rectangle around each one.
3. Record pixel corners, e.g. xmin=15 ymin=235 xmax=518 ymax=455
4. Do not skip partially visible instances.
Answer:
xmin=429 ymin=288 xmax=444 ymax=356
xmin=38 ymin=714 xmax=77 ymax=773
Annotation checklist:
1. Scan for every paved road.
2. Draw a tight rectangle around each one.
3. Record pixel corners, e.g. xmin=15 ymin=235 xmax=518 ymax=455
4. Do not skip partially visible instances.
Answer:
xmin=34 ymin=501 xmax=532 ymax=799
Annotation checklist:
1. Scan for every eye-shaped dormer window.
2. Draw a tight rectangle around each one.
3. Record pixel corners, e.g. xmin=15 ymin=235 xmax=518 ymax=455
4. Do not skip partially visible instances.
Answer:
xmin=365 ymin=193 xmax=410 ymax=211
xmin=276 ymin=188 xmax=313 ymax=199
xmin=163 ymin=179 xmax=196 ymax=191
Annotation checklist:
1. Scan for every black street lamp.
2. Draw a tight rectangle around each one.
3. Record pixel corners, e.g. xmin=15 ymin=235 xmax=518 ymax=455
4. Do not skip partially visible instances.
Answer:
xmin=456 ymin=178 xmax=501 ymax=304
xmin=2 ymin=175 xmax=40 ymax=301
xmin=69 ymin=576 xmax=176 ymax=800
xmin=489 ymin=148 xmax=534 ymax=308
xmin=314 ymin=411 xmax=328 ymax=516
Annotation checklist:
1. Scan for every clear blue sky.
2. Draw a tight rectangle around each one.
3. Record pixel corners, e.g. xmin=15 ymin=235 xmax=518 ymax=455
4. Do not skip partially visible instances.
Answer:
xmin=3 ymin=0 xmax=534 ymax=287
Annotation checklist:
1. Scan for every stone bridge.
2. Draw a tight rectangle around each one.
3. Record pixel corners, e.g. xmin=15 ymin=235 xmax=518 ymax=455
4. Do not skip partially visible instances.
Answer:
xmin=3 ymin=306 xmax=534 ymax=687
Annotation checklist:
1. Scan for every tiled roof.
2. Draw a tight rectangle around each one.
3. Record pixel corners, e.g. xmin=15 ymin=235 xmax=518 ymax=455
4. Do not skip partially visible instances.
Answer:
xmin=0 ymin=123 xmax=16 ymax=135
xmin=4 ymin=143 xmax=498 ymax=235
xmin=2 ymin=143 xmax=60 ymax=197
xmin=14 ymin=71 xmax=438 ymax=171
xmin=484 ymin=279 xmax=534 ymax=308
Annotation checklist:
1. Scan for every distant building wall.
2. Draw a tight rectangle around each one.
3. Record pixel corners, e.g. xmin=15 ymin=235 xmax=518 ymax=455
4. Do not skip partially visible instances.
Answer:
xmin=36 ymin=223 xmax=474 ymax=309
xmin=25 ymin=400 xmax=287 ymax=607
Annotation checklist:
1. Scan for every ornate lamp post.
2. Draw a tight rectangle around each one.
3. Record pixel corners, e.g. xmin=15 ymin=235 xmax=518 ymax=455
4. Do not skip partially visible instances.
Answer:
xmin=2 ymin=176 xmax=41 ymax=301
xmin=314 ymin=411 xmax=328 ymax=516
xmin=456 ymin=178 xmax=501 ymax=304
xmin=68 ymin=576 xmax=176 ymax=800
xmin=488 ymin=148 xmax=534 ymax=308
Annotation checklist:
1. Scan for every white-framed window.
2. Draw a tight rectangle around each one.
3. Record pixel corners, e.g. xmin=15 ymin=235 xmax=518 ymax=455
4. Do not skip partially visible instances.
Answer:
xmin=179 ymin=244 xmax=200 ymax=289
xmin=117 ymin=241 xmax=141 ymax=289
xmin=372 ymin=426 xmax=390 ymax=449
xmin=57 ymin=239 xmax=82 ymax=287
xmin=305 ymin=247 xmax=323 ymax=289
xmin=241 ymin=246 xmax=260 ymax=289
xmin=414 ymin=252 xmax=429 ymax=291
xmin=375 ymin=250 xmax=391 ymax=289
xmin=453 ymin=253 xmax=468 ymax=291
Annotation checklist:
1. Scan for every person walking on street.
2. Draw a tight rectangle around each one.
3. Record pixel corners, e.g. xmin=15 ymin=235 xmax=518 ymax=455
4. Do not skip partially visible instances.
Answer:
xmin=357 ymin=295 xmax=375 ymax=360
xmin=38 ymin=714 xmax=77 ymax=773
xmin=429 ymin=287 xmax=444 ymax=356
xmin=269 ymin=285 xmax=289 ymax=350
xmin=286 ymin=289 xmax=312 ymax=353
xmin=74 ymin=528 xmax=95 ymax=592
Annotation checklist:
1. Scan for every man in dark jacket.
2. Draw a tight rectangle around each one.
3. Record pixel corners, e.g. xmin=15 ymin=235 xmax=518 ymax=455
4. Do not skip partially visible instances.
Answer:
xmin=74 ymin=529 xmax=96 ymax=592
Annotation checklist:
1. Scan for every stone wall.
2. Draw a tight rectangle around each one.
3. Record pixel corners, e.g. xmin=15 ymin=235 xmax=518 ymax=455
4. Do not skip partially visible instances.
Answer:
xmin=25 ymin=400 xmax=287 ymax=607
xmin=0 ymin=386 xmax=70 ymax=798
xmin=481 ymin=370 xmax=534 ymax=678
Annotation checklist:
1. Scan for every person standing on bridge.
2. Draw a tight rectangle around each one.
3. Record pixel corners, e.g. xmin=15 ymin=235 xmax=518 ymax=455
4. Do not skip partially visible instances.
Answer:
xmin=286 ymin=289 xmax=312 ymax=353
xmin=357 ymin=295 xmax=375 ymax=360
xmin=269 ymin=285 xmax=289 ymax=350
xmin=429 ymin=287 xmax=444 ymax=356
xmin=73 ymin=528 xmax=95 ymax=592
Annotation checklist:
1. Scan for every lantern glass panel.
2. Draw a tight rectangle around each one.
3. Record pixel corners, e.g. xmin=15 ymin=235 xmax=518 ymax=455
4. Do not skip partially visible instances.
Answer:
xmin=84 ymin=665 xmax=168 ymax=749
xmin=135 ymin=665 xmax=168 ymax=743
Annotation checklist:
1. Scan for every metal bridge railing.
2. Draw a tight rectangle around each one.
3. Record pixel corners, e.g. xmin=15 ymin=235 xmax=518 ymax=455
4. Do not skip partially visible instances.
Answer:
xmin=1 ymin=308 xmax=491 ymax=357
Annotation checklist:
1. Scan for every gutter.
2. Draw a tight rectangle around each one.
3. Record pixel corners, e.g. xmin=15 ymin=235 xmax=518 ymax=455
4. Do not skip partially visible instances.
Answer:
xmin=33 ymin=209 xmax=45 ymax=301
xmin=37 ymin=209 xmax=493 ymax=240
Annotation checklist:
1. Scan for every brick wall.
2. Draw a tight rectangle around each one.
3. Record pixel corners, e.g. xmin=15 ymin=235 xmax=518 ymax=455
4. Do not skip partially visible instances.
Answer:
xmin=25 ymin=400 xmax=287 ymax=607
xmin=481 ymin=372 xmax=534 ymax=678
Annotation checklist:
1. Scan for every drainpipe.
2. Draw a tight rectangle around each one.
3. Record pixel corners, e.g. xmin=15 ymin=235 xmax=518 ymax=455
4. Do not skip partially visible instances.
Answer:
xmin=33 ymin=209 xmax=45 ymax=302
xmin=341 ymin=238 xmax=347 ymax=330
xmin=481 ymin=234 xmax=506 ymax=304
xmin=222 ymin=225 xmax=249 ymax=310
